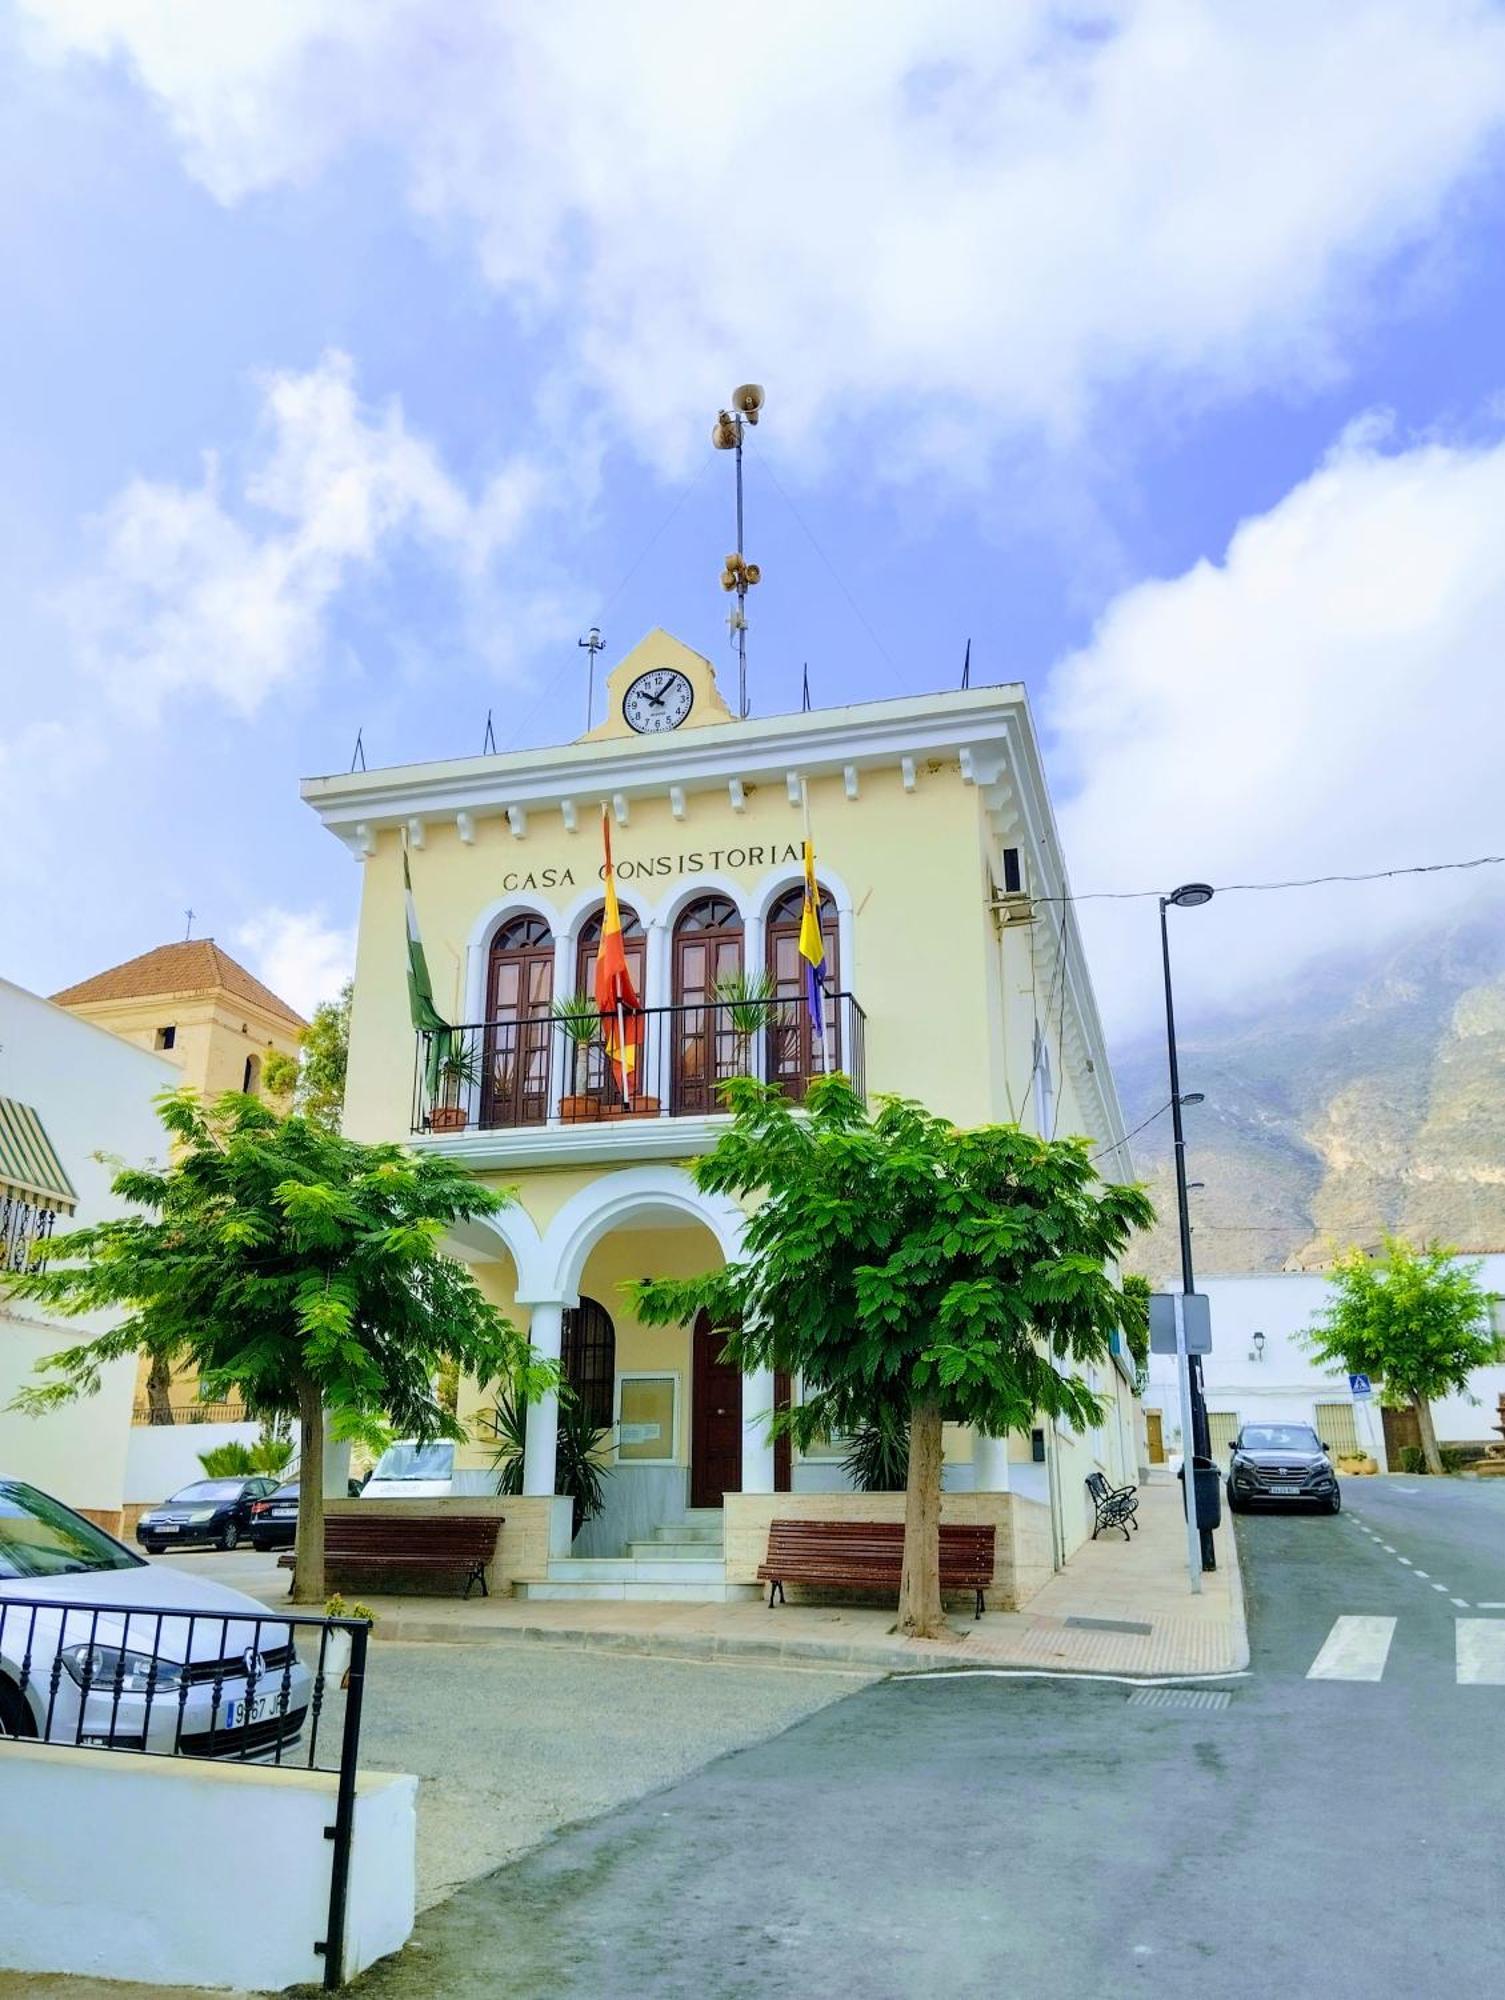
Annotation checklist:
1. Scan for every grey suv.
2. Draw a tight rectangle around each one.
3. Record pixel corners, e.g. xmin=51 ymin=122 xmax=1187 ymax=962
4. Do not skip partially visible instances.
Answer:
xmin=1226 ymin=1424 xmax=1341 ymax=1514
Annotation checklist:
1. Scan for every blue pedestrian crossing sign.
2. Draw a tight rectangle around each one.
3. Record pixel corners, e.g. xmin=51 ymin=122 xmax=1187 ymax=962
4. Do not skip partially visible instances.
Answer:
xmin=1348 ymin=1372 xmax=1373 ymax=1399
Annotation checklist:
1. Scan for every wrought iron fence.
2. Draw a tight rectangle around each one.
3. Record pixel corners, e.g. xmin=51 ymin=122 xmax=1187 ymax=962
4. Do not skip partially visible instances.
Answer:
xmin=130 ymin=1397 xmax=247 ymax=1424
xmin=412 ymin=990 xmax=866 ymax=1135
xmin=0 ymin=1592 xmax=371 ymax=1986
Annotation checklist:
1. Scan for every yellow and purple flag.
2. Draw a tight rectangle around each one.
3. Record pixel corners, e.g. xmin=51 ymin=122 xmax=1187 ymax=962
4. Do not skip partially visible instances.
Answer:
xmin=798 ymin=835 xmax=825 ymax=1042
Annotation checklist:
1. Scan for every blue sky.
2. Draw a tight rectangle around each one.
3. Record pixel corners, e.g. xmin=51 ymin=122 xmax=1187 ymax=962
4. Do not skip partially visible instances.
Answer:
xmin=4 ymin=2 xmax=1504 ymax=1046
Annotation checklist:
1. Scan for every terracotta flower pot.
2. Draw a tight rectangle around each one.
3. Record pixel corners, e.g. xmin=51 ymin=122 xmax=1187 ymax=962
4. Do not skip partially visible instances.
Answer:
xmin=430 ymin=1104 xmax=468 ymax=1132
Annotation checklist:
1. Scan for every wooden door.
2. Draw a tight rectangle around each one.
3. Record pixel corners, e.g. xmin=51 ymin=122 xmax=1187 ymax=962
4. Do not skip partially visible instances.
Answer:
xmin=573 ymin=905 xmax=646 ymax=1110
xmin=691 ymin=1312 xmax=743 ymax=1508
xmin=1206 ymin=1410 xmax=1240 ymax=1458
xmin=773 ymin=1370 xmax=792 ymax=1494
xmin=765 ymin=886 xmax=839 ymax=1100
xmin=484 ymin=917 xmax=554 ymax=1127
xmin=1315 ymin=1401 xmax=1359 ymax=1457
xmin=672 ymin=897 xmax=744 ymax=1115
xmin=1145 ymin=1410 xmax=1165 ymax=1464
xmin=1382 ymin=1403 xmax=1420 ymax=1463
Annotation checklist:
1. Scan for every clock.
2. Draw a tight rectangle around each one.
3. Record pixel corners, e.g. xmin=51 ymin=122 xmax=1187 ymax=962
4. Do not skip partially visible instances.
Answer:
xmin=623 ymin=667 xmax=694 ymax=734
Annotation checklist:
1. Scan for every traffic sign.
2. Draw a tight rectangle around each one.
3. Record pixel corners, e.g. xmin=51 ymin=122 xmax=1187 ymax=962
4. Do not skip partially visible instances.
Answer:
xmin=1348 ymin=1372 xmax=1373 ymax=1399
xmin=1148 ymin=1292 xmax=1212 ymax=1355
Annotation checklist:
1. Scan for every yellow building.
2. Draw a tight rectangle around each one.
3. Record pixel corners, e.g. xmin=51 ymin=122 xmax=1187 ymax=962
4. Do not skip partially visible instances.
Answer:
xmin=302 ymin=632 xmax=1141 ymax=1604
xmin=52 ymin=938 xmax=305 ymax=1430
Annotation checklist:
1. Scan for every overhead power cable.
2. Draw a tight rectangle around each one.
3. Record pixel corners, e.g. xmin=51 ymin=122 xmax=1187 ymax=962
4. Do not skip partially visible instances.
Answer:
xmin=1036 ymin=854 xmax=1505 ymax=905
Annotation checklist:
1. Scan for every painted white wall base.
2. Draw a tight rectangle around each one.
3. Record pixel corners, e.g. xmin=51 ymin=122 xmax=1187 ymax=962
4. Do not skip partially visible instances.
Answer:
xmin=0 ymin=1743 xmax=416 ymax=1990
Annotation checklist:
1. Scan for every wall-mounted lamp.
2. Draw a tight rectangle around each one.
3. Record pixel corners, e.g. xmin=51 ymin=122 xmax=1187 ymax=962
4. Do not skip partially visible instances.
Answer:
xmin=1250 ymin=1330 xmax=1266 ymax=1363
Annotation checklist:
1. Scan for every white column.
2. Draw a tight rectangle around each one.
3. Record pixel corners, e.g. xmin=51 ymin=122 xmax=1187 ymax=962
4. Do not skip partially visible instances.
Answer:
xmin=321 ymin=1431 xmax=352 ymax=1499
xmin=523 ymin=1302 xmax=566 ymax=1497
xmin=973 ymin=1431 xmax=1011 ymax=1493
xmin=741 ymin=1365 xmax=777 ymax=1494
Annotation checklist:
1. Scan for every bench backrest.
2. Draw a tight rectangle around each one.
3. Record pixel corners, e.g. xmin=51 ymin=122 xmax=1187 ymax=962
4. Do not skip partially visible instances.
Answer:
xmin=763 ymin=1518 xmax=994 ymax=1584
xmin=325 ymin=1512 xmax=501 ymax=1559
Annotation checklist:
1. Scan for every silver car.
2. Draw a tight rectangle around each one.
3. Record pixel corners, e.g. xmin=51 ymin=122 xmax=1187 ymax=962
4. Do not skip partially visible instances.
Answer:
xmin=0 ymin=1478 xmax=312 ymax=1758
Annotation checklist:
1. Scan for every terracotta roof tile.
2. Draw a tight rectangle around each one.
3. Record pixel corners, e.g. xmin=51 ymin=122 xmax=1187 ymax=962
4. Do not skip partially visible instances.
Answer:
xmin=50 ymin=939 xmax=306 ymax=1030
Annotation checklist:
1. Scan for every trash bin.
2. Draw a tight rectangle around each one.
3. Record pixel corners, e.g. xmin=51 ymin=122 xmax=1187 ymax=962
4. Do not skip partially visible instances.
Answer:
xmin=1177 ymin=1455 xmax=1223 ymax=1531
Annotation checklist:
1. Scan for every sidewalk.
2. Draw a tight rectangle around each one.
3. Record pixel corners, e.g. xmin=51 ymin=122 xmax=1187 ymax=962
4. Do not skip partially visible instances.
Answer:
xmin=287 ymin=1481 xmax=1247 ymax=1680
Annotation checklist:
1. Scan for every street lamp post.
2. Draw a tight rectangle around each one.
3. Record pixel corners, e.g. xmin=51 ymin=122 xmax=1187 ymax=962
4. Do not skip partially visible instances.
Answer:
xmin=1160 ymin=882 xmax=1216 ymax=1573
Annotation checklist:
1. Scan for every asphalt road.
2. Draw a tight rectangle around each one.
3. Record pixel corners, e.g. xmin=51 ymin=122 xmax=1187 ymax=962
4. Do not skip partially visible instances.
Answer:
xmin=351 ymin=1477 xmax=1505 ymax=2000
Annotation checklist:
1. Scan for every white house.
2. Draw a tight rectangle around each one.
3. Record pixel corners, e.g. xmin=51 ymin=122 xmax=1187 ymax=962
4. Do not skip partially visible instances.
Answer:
xmin=0 ymin=977 xmax=177 ymax=1535
xmin=1141 ymin=1260 xmax=1505 ymax=1471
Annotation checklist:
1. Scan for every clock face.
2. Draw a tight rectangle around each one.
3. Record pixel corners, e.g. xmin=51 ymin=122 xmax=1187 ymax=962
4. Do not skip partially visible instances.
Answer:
xmin=623 ymin=667 xmax=694 ymax=734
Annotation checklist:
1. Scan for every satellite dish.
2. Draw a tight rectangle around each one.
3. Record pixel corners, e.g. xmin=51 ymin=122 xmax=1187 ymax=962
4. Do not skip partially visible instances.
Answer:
xmin=733 ymin=383 xmax=765 ymax=421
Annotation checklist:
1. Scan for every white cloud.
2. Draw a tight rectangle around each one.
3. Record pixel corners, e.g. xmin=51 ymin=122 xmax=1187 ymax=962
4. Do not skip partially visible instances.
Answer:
xmin=1050 ymin=420 xmax=1505 ymax=1040
xmin=73 ymin=350 xmax=574 ymax=714
xmin=234 ymin=906 xmax=353 ymax=1020
xmin=20 ymin=3 xmax=1505 ymax=465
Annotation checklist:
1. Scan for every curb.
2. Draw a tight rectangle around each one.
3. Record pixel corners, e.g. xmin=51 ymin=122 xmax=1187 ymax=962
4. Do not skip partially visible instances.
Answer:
xmin=1221 ymin=1512 xmax=1252 ymax=1672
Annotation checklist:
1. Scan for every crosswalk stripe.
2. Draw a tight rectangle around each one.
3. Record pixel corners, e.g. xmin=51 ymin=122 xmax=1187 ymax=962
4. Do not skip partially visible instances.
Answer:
xmin=1456 ymin=1621 xmax=1505 ymax=1686
xmin=1307 ymin=1616 xmax=1396 ymax=1682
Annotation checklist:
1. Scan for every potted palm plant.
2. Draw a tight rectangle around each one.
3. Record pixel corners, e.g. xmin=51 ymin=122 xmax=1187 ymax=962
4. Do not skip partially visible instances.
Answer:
xmin=552 ymin=993 xmax=603 ymax=1121
xmin=714 ymin=969 xmax=774 ymax=1078
xmin=430 ymin=1038 xmax=483 ymax=1132
xmin=490 ymin=1385 xmax=613 ymax=1540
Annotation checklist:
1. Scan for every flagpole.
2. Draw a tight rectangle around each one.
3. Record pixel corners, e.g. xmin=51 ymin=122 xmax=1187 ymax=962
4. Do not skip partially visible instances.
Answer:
xmin=801 ymin=780 xmax=838 ymax=1077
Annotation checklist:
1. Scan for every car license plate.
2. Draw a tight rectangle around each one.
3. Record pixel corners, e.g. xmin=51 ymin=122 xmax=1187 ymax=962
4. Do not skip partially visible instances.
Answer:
xmin=1268 ymin=1483 xmax=1300 ymax=1495
xmin=155 ymin=1523 xmax=179 ymax=1533
xmin=223 ymin=1692 xmax=284 ymax=1729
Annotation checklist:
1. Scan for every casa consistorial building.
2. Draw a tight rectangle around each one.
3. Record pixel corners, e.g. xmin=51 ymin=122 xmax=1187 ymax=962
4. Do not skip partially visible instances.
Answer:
xmin=301 ymin=631 xmax=1140 ymax=1604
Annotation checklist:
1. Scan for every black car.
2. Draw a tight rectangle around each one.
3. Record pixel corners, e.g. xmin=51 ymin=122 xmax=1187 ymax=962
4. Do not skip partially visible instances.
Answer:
xmin=1226 ymin=1424 xmax=1340 ymax=1514
xmin=136 ymin=1477 xmax=280 ymax=1553
xmin=249 ymin=1481 xmax=300 ymax=1551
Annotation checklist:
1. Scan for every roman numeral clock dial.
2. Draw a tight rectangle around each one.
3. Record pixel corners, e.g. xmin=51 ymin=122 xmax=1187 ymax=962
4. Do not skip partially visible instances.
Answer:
xmin=623 ymin=667 xmax=694 ymax=734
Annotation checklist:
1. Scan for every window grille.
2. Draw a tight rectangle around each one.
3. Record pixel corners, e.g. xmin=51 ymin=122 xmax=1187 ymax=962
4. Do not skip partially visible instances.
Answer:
xmin=561 ymin=1297 xmax=616 ymax=1433
xmin=1 ymin=1195 xmax=57 ymax=1273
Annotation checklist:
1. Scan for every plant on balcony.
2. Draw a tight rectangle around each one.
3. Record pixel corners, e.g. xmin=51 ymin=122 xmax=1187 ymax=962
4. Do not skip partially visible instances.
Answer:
xmin=3 ymin=1089 xmax=552 ymax=1603
xmin=489 ymin=1383 xmax=612 ymax=1538
xmin=633 ymin=1076 xmax=1152 ymax=1642
xmin=713 ymin=969 xmax=776 ymax=1038
xmin=552 ymin=993 xmax=604 ymax=1119
xmin=431 ymin=1038 xmax=484 ymax=1132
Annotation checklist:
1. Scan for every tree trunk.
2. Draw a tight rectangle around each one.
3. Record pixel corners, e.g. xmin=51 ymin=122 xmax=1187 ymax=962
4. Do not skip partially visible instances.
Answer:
xmin=897 ymin=1396 xmax=952 ymax=1641
xmin=146 ymin=1353 xmax=175 ymax=1426
xmin=290 ymin=1374 xmax=326 ymax=1605
xmin=1414 ymin=1396 xmax=1444 ymax=1478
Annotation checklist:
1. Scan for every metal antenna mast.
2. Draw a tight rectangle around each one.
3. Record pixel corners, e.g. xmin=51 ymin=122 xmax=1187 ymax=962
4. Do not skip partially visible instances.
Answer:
xmin=712 ymin=385 xmax=765 ymax=719
xmin=578 ymin=626 xmax=605 ymax=731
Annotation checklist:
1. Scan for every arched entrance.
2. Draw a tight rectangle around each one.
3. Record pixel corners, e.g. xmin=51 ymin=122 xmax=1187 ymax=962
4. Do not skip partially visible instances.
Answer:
xmin=765 ymin=881 xmax=839 ymax=1098
xmin=484 ymin=913 xmax=554 ymax=1127
xmin=671 ymin=895 xmax=744 ymax=1114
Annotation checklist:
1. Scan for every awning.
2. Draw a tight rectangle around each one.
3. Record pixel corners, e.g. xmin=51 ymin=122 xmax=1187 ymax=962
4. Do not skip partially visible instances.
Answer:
xmin=0 ymin=1097 xmax=78 ymax=1215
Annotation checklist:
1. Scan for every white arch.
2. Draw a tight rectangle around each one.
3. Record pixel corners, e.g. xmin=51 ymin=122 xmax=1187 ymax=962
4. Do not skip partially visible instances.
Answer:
xmin=462 ymin=892 xmax=566 ymax=1023
xmin=539 ymin=1163 xmax=747 ymax=1305
xmin=444 ymin=1204 xmax=549 ymax=1304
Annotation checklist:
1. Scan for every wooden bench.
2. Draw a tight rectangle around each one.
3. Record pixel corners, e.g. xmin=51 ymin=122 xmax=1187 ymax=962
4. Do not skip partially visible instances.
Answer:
xmin=757 ymin=1519 xmax=996 ymax=1619
xmin=276 ymin=1512 xmax=502 ymax=1599
xmin=1086 ymin=1471 xmax=1138 ymax=1541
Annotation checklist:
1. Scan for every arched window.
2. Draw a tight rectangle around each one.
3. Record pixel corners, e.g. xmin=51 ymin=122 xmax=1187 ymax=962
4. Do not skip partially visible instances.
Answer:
xmin=574 ymin=902 xmax=644 ymax=999
xmin=765 ymin=884 xmax=839 ymax=1099
xmin=241 ymin=1054 xmax=261 ymax=1096
xmin=484 ymin=914 xmax=555 ymax=1127
xmin=671 ymin=896 xmax=744 ymax=1114
xmin=561 ymin=1295 xmax=616 ymax=1434
xmin=563 ymin=903 xmax=648 ymax=1118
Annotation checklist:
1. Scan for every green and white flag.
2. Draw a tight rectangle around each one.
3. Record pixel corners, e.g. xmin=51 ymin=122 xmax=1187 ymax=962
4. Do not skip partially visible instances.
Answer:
xmin=404 ymin=844 xmax=450 ymax=1101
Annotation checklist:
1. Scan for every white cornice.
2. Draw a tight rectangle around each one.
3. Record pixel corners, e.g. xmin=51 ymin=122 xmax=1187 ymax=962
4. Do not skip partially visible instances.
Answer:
xmin=299 ymin=686 xmax=1027 ymax=840
xmin=409 ymin=1115 xmax=731 ymax=1172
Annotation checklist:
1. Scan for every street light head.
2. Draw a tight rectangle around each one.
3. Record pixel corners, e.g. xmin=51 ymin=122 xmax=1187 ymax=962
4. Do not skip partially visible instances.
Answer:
xmin=1168 ymin=882 xmax=1215 ymax=909
xmin=1178 ymin=1092 xmax=1205 ymax=1106
xmin=1186 ymin=1180 xmax=1205 ymax=1191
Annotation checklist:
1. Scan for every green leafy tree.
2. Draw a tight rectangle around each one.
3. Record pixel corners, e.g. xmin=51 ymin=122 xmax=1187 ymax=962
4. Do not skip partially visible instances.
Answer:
xmin=4 ymin=1090 xmax=548 ymax=1600
xmin=264 ymin=980 xmax=352 ymax=1131
xmin=1305 ymin=1237 xmax=1504 ymax=1475
xmin=633 ymin=1078 xmax=1153 ymax=1639
xmin=1120 ymin=1272 xmax=1151 ymax=1373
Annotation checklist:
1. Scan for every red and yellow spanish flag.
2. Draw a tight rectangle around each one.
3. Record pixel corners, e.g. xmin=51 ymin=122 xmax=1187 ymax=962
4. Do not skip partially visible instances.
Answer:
xmin=596 ymin=806 xmax=643 ymax=1101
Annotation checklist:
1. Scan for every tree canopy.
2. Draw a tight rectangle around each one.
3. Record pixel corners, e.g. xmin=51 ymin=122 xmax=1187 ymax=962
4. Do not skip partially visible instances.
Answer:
xmin=634 ymin=1077 xmax=1152 ymax=1635
xmin=1305 ymin=1237 xmax=1503 ymax=1474
xmin=4 ymin=1089 xmax=544 ymax=1597
xmin=264 ymin=979 xmax=351 ymax=1131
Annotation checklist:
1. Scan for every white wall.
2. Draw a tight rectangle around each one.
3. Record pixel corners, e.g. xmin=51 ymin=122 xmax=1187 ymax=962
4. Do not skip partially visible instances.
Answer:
xmin=1141 ymin=1261 xmax=1505 ymax=1463
xmin=124 ymin=1421 xmax=262 ymax=1503
xmin=0 ymin=1741 xmax=416 ymax=1989
xmin=0 ymin=980 xmax=176 ymax=1518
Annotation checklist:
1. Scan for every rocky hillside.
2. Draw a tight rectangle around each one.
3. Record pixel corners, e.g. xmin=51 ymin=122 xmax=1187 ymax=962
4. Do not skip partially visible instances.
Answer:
xmin=1114 ymin=909 xmax=1505 ymax=1278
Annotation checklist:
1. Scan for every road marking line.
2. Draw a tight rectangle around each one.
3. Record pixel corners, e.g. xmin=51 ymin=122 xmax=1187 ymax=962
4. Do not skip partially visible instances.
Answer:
xmin=1433 ymin=1583 xmax=1449 ymax=1593
xmin=1452 ymin=1598 xmax=1470 ymax=1609
xmin=1307 ymin=1616 xmax=1396 ymax=1682
xmin=1476 ymin=1602 xmax=1505 ymax=1610
xmin=1457 ymin=1621 xmax=1505 ymax=1686
xmin=1382 ymin=1545 xmax=1397 ymax=1553
xmin=1398 ymin=1557 xmax=1413 ymax=1566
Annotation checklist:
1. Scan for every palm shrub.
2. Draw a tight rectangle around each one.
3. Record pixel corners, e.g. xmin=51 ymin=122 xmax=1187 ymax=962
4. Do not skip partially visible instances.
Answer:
xmin=841 ymin=1405 xmax=911 ymax=1491
xmin=491 ymin=1385 xmax=613 ymax=1539
xmin=714 ymin=970 xmax=775 ymax=1037
xmin=198 ymin=1441 xmax=255 ymax=1477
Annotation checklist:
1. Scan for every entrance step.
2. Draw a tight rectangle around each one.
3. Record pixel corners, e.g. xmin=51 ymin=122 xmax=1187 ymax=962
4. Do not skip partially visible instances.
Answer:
xmin=645 ymin=1520 xmax=725 ymax=1544
xmin=625 ymin=1538 xmax=725 ymax=1562
xmin=517 ymin=1579 xmax=760 ymax=1603
xmin=545 ymin=1556 xmax=727 ymax=1586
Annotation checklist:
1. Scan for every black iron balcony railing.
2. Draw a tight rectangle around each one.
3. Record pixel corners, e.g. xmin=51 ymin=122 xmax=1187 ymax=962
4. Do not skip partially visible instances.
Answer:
xmin=412 ymin=991 xmax=866 ymax=1136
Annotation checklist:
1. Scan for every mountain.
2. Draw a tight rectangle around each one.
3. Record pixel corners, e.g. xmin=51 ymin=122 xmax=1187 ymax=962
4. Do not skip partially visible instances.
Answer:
xmin=1112 ymin=909 xmax=1505 ymax=1279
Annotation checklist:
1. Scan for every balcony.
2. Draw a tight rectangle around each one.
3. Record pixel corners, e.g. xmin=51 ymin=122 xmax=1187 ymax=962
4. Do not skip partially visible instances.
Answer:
xmin=411 ymin=992 xmax=866 ymax=1141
